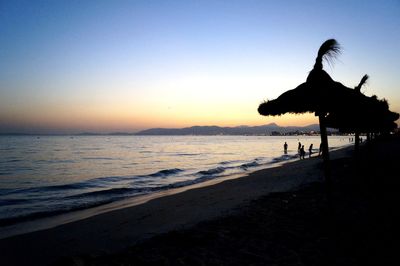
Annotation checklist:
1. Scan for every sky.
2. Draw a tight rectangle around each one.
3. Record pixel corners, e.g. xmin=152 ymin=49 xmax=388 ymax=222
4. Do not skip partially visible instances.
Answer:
xmin=0 ymin=0 xmax=399 ymax=133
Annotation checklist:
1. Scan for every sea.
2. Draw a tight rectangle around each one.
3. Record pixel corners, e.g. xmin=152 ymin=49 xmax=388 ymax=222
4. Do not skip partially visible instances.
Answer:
xmin=0 ymin=135 xmax=349 ymax=227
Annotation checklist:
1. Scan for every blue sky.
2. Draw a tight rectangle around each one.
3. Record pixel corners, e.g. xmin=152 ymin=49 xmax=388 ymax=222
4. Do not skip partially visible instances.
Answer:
xmin=0 ymin=0 xmax=399 ymax=133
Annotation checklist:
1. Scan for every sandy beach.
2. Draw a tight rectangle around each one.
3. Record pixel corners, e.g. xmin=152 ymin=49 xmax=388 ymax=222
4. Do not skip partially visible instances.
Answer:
xmin=0 ymin=137 xmax=398 ymax=265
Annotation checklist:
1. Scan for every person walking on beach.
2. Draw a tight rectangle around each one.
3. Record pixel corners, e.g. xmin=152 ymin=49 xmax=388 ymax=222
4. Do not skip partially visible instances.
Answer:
xmin=300 ymin=145 xmax=305 ymax=159
xmin=309 ymin=144 xmax=313 ymax=158
xmin=284 ymin=142 xmax=288 ymax=154
xmin=298 ymin=142 xmax=301 ymax=155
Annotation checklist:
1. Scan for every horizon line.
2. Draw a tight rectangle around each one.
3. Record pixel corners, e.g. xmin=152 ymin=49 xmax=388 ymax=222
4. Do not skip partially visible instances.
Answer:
xmin=0 ymin=123 xmax=331 ymax=136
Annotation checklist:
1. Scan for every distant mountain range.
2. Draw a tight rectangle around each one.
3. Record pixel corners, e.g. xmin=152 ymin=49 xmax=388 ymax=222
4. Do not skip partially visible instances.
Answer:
xmin=135 ymin=123 xmax=324 ymax=135
xmin=0 ymin=123 xmax=337 ymax=136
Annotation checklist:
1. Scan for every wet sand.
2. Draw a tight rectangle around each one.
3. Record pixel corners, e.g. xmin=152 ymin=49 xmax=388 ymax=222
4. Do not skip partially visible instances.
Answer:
xmin=2 ymin=138 xmax=397 ymax=265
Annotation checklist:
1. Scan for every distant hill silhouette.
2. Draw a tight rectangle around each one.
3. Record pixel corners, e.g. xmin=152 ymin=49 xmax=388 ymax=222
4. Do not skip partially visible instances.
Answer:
xmin=135 ymin=123 xmax=324 ymax=135
xmin=0 ymin=124 xmax=333 ymax=136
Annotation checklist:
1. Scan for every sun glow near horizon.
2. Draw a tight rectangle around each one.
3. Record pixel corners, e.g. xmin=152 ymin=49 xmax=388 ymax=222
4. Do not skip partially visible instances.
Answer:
xmin=0 ymin=91 xmax=319 ymax=133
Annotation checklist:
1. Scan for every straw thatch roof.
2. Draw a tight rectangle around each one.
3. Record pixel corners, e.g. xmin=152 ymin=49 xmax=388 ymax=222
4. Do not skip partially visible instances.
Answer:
xmin=257 ymin=79 xmax=358 ymax=117
xmin=325 ymin=95 xmax=399 ymax=133
xmin=258 ymin=39 xmax=352 ymax=117
xmin=325 ymin=75 xmax=399 ymax=133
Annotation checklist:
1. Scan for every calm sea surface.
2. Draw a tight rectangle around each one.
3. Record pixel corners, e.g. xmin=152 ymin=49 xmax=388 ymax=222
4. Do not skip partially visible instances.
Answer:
xmin=0 ymin=135 xmax=349 ymax=225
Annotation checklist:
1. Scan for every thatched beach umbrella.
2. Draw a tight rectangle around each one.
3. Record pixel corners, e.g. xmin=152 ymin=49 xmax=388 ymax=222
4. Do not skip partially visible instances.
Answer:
xmin=325 ymin=75 xmax=399 ymax=151
xmin=323 ymin=74 xmax=371 ymax=147
xmin=258 ymin=39 xmax=398 ymax=190
xmin=258 ymin=39 xmax=354 ymax=186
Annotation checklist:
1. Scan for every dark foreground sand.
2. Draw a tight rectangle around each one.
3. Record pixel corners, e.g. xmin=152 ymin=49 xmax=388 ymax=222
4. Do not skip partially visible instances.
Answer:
xmin=1 ymin=137 xmax=398 ymax=265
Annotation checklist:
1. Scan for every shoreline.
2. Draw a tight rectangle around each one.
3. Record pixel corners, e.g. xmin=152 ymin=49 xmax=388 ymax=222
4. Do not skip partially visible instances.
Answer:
xmin=0 ymin=145 xmax=352 ymax=240
xmin=0 ymin=153 xmax=301 ymax=240
xmin=0 ymin=145 xmax=353 ymax=265
xmin=0 ymin=145 xmax=349 ymax=240
xmin=0 ymin=135 xmax=349 ymax=234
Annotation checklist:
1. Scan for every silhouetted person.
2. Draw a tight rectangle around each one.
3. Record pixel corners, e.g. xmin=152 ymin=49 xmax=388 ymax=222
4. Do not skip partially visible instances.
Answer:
xmin=298 ymin=142 xmax=301 ymax=155
xmin=309 ymin=144 xmax=313 ymax=158
xmin=284 ymin=142 xmax=288 ymax=154
xmin=300 ymin=145 xmax=305 ymax=159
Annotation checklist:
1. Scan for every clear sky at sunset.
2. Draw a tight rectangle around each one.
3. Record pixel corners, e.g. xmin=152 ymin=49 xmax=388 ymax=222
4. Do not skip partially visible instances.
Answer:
xmin=1 ymin=0 xmax=399 ymax=133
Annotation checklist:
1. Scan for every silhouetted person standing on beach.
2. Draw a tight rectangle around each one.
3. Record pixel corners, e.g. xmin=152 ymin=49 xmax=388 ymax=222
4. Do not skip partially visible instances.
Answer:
xmin=309 ymin=144 xmax=313 ymax=158
xmin=300 ymin=145 xmax=305 ymax=159
xmin=284 ymin=142 xmax=288 ymax=154
xmin=298 ymin=142 xmax=301 ymax=155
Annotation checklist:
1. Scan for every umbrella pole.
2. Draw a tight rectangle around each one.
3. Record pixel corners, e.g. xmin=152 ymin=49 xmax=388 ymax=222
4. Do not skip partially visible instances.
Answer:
xmin=318 ymin=114 xmax=332 ymax=198
xmin=355 ymin=131 xmax=360 ymax=155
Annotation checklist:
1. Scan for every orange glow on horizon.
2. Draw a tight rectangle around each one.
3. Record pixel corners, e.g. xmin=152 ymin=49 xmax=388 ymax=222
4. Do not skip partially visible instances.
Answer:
xmin=1 ymin=104 xmax=320 ymax=132
xmin=0 ymin=92 xmax=322 ymax=132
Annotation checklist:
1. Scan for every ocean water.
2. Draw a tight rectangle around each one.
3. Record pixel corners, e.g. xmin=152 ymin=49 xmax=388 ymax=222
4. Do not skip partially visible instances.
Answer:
xmin=0 ymin=135 xmax=349 ymax=226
